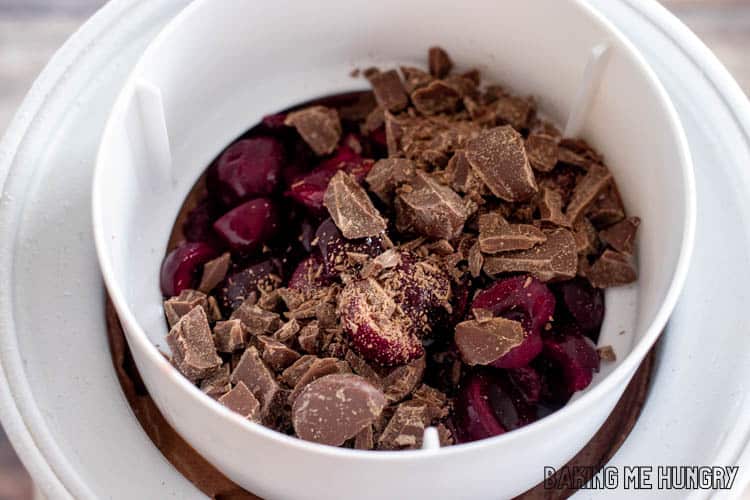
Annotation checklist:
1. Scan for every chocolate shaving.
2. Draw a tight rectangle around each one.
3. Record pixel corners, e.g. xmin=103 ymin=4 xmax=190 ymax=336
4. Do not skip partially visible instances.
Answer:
xmin=465 ymin=126 xmax=538 ymax=202
xmin=428 ymin=46 xmax=453 ymax=78
xmin=166 ymin=306 xmax=222 ymax=383
xmin=218 ymin=381 xmax=261 ymax=422
xmin=599 ymin=216 xmax=640 ymax=255
xmin=368 ymin=69 xmax=409 ymax=112
xmin=586 ymin=249 xmax=637 ymax=288
xmin=284 ymin=105 xmax=342 ymax=156
xmin=292 ymin=374 xmax=386 ymax=446
xmin=213 ymin=319 xmax=247 ymax=353
xmin=395 ymin=170 xmax=469 ymax=240
xmin=411 ymin=80 xmax=461 ymax=115
xmin=483 ymin=227 xmax=577 ymax=281
xmin=198 ymin=252 xmax=231 ymax=294
xmin=565 ymin=164 xmax=613 ymax=223
xmin=324 ymin=171 xmax=387 ymax=239
xmin=478 ymin=223 xmax=547 ymax=254
xmin=455 ymin=317 xmax=525 ymax=365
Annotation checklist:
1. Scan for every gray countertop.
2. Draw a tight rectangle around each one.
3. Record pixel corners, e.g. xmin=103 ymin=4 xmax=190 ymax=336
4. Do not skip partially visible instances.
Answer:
xmin=0 ymin=1 xmax=748 ymax=498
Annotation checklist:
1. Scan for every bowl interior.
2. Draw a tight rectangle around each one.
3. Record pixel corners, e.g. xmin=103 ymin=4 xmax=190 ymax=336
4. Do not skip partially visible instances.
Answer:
xmin=94 ymin=0 xmax=690 ymax=450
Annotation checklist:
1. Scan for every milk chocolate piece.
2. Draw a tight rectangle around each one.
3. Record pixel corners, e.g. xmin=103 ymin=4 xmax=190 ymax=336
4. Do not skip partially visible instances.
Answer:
xmin=198 ymin=252 xmax=231 ymax=294
xmin=436 ymin=423 xmax=454 ymax=446
xmin=377 ymin=403 xmax=429 ymax=450
xmin=383 ymin=355 xmax=426 ymax=403
xmin=345 ymin=350 xmax=384 ymax=389
xmin=200 ymin=364 xmax=231 ymax=399
xmin=400 ymin=66 xmax=434 ymax=93
xmin=428 ymin=46 xmax=453 ymax=78
xmin=280 ymin=355 xmax=318 ymax=387
xmin=288 ymin=357 xmax=344 ymax=403
xmin=284 ymin=105 xmax=342 ymax=156
xmin=166 ymin=306 xmax=222 ymax=383
xmin=384 ymin=111 xmax=405 ymax=157
xmin=324 ymin=171 xmax=387 ymax=239
xmin=468 ymin=241 xmax=484 ymax=278
xmin=369 ymin=69 xmax=409 ymax=112
xmin=395 ymin=170 xmax=469 ymax=240
xmin=411 ymin=80 xmax=461 ymax=115
xmin=573 ymin=217 xmax=599 ymax=256
xmin=218 ymin=381 xmax=261 ymax=422
xmin=455 ymin=317 xmax=525 ymax=365
xmin=599 ymin=217 xmax=640 ymax=255
xmin=297 ymin=322 xmax=320 ymax=354
xmin=273 ymin=318 xmax=300 ymax=343
xmin=230 ymin=302 xmax=281 ymax=336
xmin=492 ymin=94 xmax=536 ymax=131
xmin=465 ymin=126 xmax=538 ymax=202
xmin=230 ymin=346 xmax=282 ymax=422
xmin=164 ymin=289 xmax=209 ymax=328
xmin=354 ymin=425 xmax=375 ymax=450
xmin=586 ymin=249 xmax=637 ymax=288
xmin=366 ymin=158 xmax=417 ymax=202
xmin=257 ymin=336 xmax=301 ymax=372
xmin=478 ymin=223 xmax=547 ymax=254
xmin=483 ymin=228 xmax=577 ymax=281
xmin=472 ymin=308 xmax=494 ymax=323
xmin=292 ymin=374 xmax=386 ymax=446
xmin=587 ymin=184 xmax=626 ymax=227
xmin=445 ymin=150 xmax=487 ymax=198
xmin=213 ymin=319 xmax=247 ymax=353
xmin=526 ymin=132 xmax=559 ymax=172
xmin=411 ymin=384 xmax=449 ymax=420
xmin=598 ymin=345 xmax=617 ymax=362
xmin=538 ymin=187 xmax=571 ymax=227
xmin=361 ymin=106 xmax=385 ymax=134
xmin=565 ymin=164 xmax=613 ymax=223
xmin=478 ymin=211 xmax=509 ymax=233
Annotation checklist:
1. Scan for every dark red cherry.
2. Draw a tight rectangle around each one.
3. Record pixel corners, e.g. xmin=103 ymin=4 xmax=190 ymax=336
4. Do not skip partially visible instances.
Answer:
xmin=214 ymin=137 xmax=284 ymax=205
xmin=160 ymin=242 xmax=219 ymax=297
xmin=542 ymin=330 xmax=600 ymax=395
xmin=471 ymin=276 xmax=556 ymax=368
xmin=314 ymin=218 xmax=384 ymax=278
xmin=260 ymin=113 xmax=288 ymax=131
xmin=288 ymin=254 xmax=331 ymax=295
xmin=557 ymin=278 xmax=605 ymax=339
xmin=213 ymin=198 xmax=280 ymax=254
xmin=215 ymin=260 xmax=279 ymax=314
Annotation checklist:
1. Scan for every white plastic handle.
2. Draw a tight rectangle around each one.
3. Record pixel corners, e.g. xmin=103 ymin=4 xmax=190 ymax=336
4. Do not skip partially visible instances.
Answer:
xmin=134 ymin=79 xmax=174 ymax=186
xmin=564 ymin=42 xmax=611 ymax=138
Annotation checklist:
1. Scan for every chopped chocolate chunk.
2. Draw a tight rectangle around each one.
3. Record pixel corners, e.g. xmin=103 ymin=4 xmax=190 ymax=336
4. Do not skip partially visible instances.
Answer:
xmin=206 ymin=296 xmax=223 ymax=322
xmin=218 ymin=381 xmax=261 ymax=422
xmin=166 ymin=306 xmax=222 ymax=383
xmin=273 ymin=318 xmax=301 ymax=343
xmin=525 ymin=132 xmax=559 ymax=172
xmin=411 ymin=80 xmax=461 ymax=115
xmin=465 ymin=126 xmax=538 ymax=202
xmin=587 ymin=184 xmax=626 ymax=227
xmin=354 ymin=425 xmax=375 ymax=450
xmin=483 ymin=227 xmax=577 ymax=281
xmin=478 ymin=223 xmax=547 ymax=254
xmin=573 ymin=217 xmax=599 ymax=256
xmin=598 ymin=345 xmax=617 ymax=362
xmin=444 ymin=74 xmax=479 ymax=100
xmin=368 ymin=69 xmax=409 ymax=112
xmin=361 ymin=106 xmax=385 ymax=135
xmin=284 ymin=105 xmax=342 ymax=156
xmin=436 ymin=423 xmax=454 ymax=446
xmin=478 ymin=211 xmax=509 ymax=233
xmin=280 ymin=355 xmax=318 ymax=388
xmin=298 ymin=322 xmax=320 ymax=354
xmin=230 ymin=346 xmax=283 ymax=423
xmin=395 ymin=170 xmax=469 ymax=240
xmin=164 ymin=289 xmax=209 ymax=328
xmin=198 ymin=252 xmax=231 ymax=294
xmin=472 ymin=308 xmax=494 ymax=323
xmin=586 ymin=249 xmax=637 ymax=288
xmin=492 ymin=93 xmax=536 ymax=131
xmin=324 ymin=171 xmax=387 ymax=239
xmin=213 ymin=319 xmax=247 ymax=353
xmin=292 ymin=374 xmax=386 ymax=446
xmin=411 ymin=384 xmax=449 ymax=420
xmin=288 ymin=357 xmax=345 ymax=403
xmin=559 ymin=137 xmax=603 ymax=163
xmin=338 ymin=91 xmax=377 ymax=122
xmin=345 ymin=350 xmax=384 ymax=389
xmin=200 ymin=364 xmax=231 ymax=399
xmin=257 ymin=335 xmax=301 ymax=372
xmin=455 ymin=317 xmax=525 ymax=365
xmin=565 ymin=164 xmax=613 ymax=223
xmin=383 ymin=355 xmax=426 ymax=403
xmin=384 ymin=111 xmax=405 ymax=157
xmin=599 ymin=216 xmax=640 ymax=255
xmin=257 ymin=289 xmax=282 ymax=311
xmin=428 ymin=46 xmax=453 ymax=78
xmin=365 ymin=158 xmax=416 ymax=202
xmin=230 ymin=301 xmax=281 ymax=336
xmin=538 ymin=187 xmax=571 ymax=227
xmin=400 ymin=66 xmax=434 ymax=93
xmin=377 ymin=403 xmax=428 ymax=450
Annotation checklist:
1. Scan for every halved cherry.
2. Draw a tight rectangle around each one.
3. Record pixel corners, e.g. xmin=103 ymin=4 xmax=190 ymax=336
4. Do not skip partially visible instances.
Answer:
xmin=288 ymin=254 xmax=331 ymax=295
xmin=555 ymin=277 xmax=605 ymax=340
xmin=213 ymin=198 xmax=280 ymax=254
xmin=214 ymin=260 xmax=279 ymax=314
xmin=213 ymin=137 xmax=284 ymax=205
xmin=314 ymin=218 xmax=384 ymax=278
xmin=160 ymin=242 xmax=219 ymax=297
xmin=542 ymin=329 xmax=600 ymax=394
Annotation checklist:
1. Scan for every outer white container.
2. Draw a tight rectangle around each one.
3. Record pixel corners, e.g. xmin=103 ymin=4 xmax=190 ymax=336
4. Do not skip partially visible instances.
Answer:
xmin=91 ymin=0 xmax=694 ymax=498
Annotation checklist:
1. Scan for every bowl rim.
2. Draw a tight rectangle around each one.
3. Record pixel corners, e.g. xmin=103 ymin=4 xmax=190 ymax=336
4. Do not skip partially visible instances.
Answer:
xmin=92 ymin=0 xmax=696 ymax=461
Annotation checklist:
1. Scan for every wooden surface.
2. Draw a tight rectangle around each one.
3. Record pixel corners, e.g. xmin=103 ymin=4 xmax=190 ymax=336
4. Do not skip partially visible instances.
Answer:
xmin=0 ymin=1 xmax=748 ymax=499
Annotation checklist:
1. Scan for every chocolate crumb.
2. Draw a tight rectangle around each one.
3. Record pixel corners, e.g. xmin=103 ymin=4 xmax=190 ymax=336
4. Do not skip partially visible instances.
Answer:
xmin=218 ymin=381 xmax=261 ymax=422
xmin=273 ymin=318 xmax=301 ymax=343
xmin=455 ymin=317 xmax=525 ymax=365
xmin=292 ymin=374 xmax=386 ymax=446
xmin=285 ymin=105 xmax=342 ymax=156
xmin=280 ymin=355 xmax=318 ymax=388
xmin=428 ymin=47 xmax=453 ymax=78
xmin=368 ymin=69 xmax=409 ymax=112
xmin=166 ymin=306 xmax=222 ymax=383
xmin=198 ymin=252 xmax=231 ymax=293
xmin=599 ymin=216 xmax=640 ymax=255
xmin=598 ymin=345 xmax=617 ymax=362
xmin=324 ymin=171 xmax=387 ymax=239
xmin=586 ymin=249 xmax=637 ymax=288
xmin=465 ymin=126 xmax=538 ymax=202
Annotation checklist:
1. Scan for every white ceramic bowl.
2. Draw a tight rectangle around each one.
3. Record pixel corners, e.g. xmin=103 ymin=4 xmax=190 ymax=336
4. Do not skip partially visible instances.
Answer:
xmin=92 ymin=0 xmax=695 ymax=498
